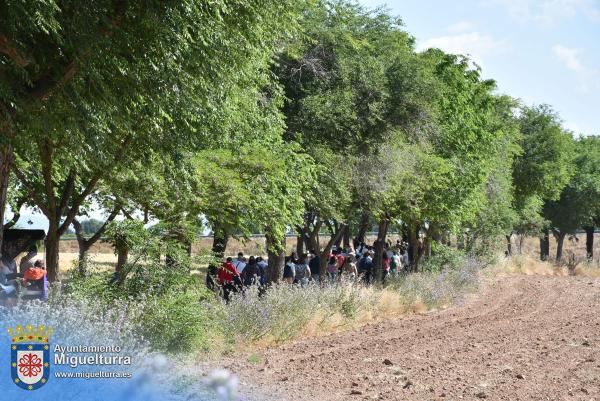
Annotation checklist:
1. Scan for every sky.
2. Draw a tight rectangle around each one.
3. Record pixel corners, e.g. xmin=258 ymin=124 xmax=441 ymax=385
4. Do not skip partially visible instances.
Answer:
xmin=359 ymin=0 xmax=600 ymax=136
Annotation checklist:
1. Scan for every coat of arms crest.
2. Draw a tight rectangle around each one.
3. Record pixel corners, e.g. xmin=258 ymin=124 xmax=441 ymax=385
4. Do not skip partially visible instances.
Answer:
xmin=8 ymin=324 xmax=52 ymax=390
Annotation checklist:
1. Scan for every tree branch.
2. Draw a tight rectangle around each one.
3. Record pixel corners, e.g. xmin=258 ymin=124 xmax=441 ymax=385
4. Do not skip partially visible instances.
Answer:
xmin=3 ymin=198 xmax=25 ymax=229
xmin=87 ymin=206 xmax=120 ymax=245
xmin=324 ymin=220 xmax=335 ymax=236
xmin=28 ymin=0 xmax=128 ymax=101
xmin=72 ymin=218 xmax=86 ymax=249
xmin=309 ymin=219 xmax=322 ymax=237
xmin=39 ymin=140 xmax=57 ymax=217
xmin=121 ymin=208 xmax=134 ymax=220
xmin=0 ymin=34 xmax=29 ymax=67
xmin=12 ymin=166 xmax=51 ymax=217
xmin=58 ymin=134 xmax=132 ymax=236
xmin=58 ymin=173 xmax=101 ymax=236
xmin=0 ymin=100 xmax=16 ymax=138
xmin=58 ymin=170 xmax=76 ymax=218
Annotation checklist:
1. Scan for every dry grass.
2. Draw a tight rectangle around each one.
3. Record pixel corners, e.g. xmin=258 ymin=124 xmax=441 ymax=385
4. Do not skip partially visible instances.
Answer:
xmin=297 ymin=286 xmax=438 ymax=342
xmin=489 ymin=232 xmax=599 ymax=279
xmin=33 ymin=252 xmax=118 ymax=276
xmin=246 ymin=285 xmax=430 ymax=349
xmin=516 ymin=233 xmax=600 ymax=264
xmin=490 ymin=255 xmax=600 ymax=278
xmin=573 ymin=264 xmax=600 ymax=277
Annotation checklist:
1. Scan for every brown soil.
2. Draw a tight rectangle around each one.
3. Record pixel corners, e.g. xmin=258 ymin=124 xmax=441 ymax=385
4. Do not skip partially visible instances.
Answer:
xmin=215 ymin=274 xmax=600 ymax=400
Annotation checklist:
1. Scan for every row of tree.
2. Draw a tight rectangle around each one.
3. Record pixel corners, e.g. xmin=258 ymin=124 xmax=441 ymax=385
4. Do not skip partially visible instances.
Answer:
xmin=1 ymin=1 xmax=598 ymax=282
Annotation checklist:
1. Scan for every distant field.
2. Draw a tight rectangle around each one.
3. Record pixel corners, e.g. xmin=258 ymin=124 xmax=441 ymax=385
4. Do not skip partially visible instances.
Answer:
xmin=27 ymin=232 xmax=597 ymax=278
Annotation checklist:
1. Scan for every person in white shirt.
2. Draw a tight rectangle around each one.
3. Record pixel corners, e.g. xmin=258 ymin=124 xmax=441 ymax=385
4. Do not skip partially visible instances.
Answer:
xmin=233 ymin=252 xmax=247 ymax=274
xmin=0 ymin=254 xmax=17 ymax=299
xmin=0 ymin=255 xmax=17 ymax=276
xmin=400 ymin=249 xmax=410 ymax=271
xmin=356 ymin=242 xmax=366 ymax=257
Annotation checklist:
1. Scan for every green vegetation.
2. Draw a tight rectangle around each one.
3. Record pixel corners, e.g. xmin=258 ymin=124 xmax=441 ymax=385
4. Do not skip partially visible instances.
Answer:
xmin=63 ymin=254 xmax=481 ymax=354
xmin=1 ymin=0 xmax=599 ymax=357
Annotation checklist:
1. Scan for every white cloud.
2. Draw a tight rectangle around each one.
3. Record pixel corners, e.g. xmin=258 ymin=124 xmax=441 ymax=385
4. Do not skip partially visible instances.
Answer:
xmin=552 ymin=44 xmax=600 ymax=92
xmin=564 ymin=120 xmax=597 ymax=136
xmin=564 ymin=121 xmax=583 ymax=135
xmin=485 ymin=0 xmax=600 ymax=24
xmin=417 ymin=32 xmax=511 ymax=66
xmin=447 ymin=21 xmax=475 ymax=33
xmin=553 ymin=45 xmax=585 ymax=73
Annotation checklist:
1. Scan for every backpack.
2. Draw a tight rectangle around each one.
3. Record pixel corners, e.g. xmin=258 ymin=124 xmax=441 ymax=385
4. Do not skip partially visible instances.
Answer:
xmin=295 ymin=264 xmax=308 ymax=280
xmin=243 ymin=263 xmax=259 ymax=285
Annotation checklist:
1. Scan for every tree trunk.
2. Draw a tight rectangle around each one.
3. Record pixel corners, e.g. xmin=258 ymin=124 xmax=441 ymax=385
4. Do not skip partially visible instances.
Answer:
xmin=585 ymin=226 xmax=594 ymax=261
xmin=407 ymin=222 xmax=419 ymax=271
xmin=424 ymin=237 xmax=431 ymax=258
xmin=212 ymin=229 xmax=229 ymax=259
xmin=73 ymin=209 xmax=119 ymax=275
xmin=343 ymin=225 xmax=350 ymax=249
xmin=372 ymin=218 xmax=389 ymax=282
xmin=555 ymin=231 xmax=566 ymax=262
xmin=44 ymin=220 xmax=60 ymax=282
xmin=307 ymin=221 xmax=322 ymax=253
xmin=518 ymin=234 xmax=525 ymax=254
xmin=318 ymin=223 xmax=347 ymax=280
xmin=424 ymin=224 xmax=440 ymax=259
xmin=77 ymin=243 xmax=90 ymax=275
xmin=540 ymin=228 xmax=550 ymax=261
xmin=116 ymin=244 xmax=128 ymax=274
xmin=266 ymin=233 xmax=285 ymax=284
xmin=354 ymin=211 xmax=370 ymax=249
xmin=334 ymin=222 xmax=344 ymax=248
xmin=0 ymin=144 xmax=14 ymax=254
xmin=505 ymin=234 xmax=512 ymax=256
xmin=73 ymin=219 xmax=90 ymax=275
xmin=295 ymin=226 xmax=305 ymax=257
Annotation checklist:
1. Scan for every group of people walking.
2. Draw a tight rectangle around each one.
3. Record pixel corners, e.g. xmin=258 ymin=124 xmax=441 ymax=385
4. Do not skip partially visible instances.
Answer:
xmin=211 ymin=239 xmax=412 ymax=301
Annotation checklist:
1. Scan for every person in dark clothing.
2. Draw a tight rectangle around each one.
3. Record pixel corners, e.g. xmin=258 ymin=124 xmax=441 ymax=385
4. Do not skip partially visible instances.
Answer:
xmin=242 ymin=256 xmax=260 ymax=287
xmin=206 ymin=262 xmax=219 ymax=291
xmin=358 ymin=251 xmax=374 ymax=284
xmin=294 ymin=254 xmax=311 ymax=287
xmin=283 ymin=256 xmax=295 ymax=284
xmin=308 ymin=250 xmax=320 ymax=283
xmin=256 ymin=256 xmax=268 ymax=286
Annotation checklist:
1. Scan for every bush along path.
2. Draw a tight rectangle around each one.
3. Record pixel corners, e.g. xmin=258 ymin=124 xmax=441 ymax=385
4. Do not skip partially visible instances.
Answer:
xmin=209 ymin=274 xmax=600 ymax=401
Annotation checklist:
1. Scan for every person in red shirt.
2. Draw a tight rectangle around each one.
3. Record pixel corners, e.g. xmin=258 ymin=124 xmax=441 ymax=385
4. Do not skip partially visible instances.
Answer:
xmin=332 ymin=249 xmax=345 ymax=275
xmin=382 ymin=252 xmax=391 ymax=282
xmin=218 ymin=257 xmax=241 ymax=302
xmin=22 ymin=260 xmax=46 ymax=289
xmin=336 ymin=252 xmax=345 ymax=270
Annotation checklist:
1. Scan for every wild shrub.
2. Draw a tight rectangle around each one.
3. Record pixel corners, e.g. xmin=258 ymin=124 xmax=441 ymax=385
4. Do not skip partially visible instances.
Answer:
xmin=421 ymin=243 xmax=466 ymax=272
xmin=64 ymin=226 xmax=221 ymax=354
xmin=387 ymin=258 xmax=481 ymax=308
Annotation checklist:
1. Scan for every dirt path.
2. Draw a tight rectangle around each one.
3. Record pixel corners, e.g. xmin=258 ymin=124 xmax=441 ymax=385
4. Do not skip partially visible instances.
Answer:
xmin=214 ymin=274 xmax=600 ymax=400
